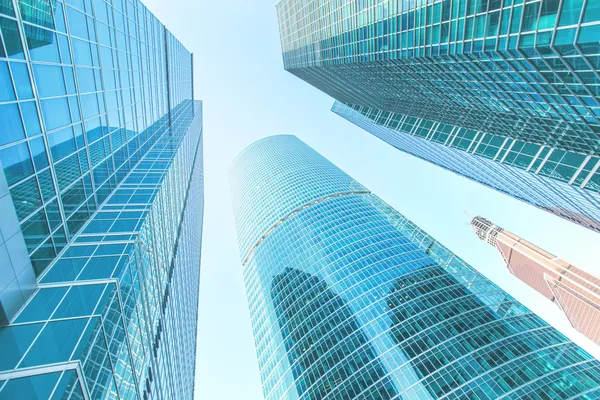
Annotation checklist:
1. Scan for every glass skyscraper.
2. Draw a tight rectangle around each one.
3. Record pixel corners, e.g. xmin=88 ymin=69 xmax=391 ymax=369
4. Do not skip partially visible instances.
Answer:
xmin=0 ymin=0 xmax=203 ymax=398
xmin=276 ymin=0 xmax=600 ymax=233
xmin=230 ymin=135 xmax=600 ymax=400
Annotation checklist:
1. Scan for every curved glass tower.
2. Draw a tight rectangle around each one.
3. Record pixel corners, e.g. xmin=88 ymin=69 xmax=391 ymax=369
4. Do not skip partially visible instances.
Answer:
xmin=230 ymin=135 xmax=600 ymax=400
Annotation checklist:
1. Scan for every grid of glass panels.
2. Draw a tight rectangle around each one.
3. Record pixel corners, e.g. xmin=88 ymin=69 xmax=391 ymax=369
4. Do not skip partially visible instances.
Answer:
xmin=229 ymin=135 xmax=600 ymax=400
xmin=0 ymin=0 xmax=193 ymax=276
xmin=346 ymin=102 xmax=600 ymax=192
xmin=332 ymin=101 xmax=600 ymax=233
xmin=277 ymin=0 xmax=600 ymax=156
xmin=229 ymin=135 xmax=367 ymax=261
xmin=0 ymin=0 xmax=202 ymax=397
xmin=0 ymin=101 xmax=203 ymax=399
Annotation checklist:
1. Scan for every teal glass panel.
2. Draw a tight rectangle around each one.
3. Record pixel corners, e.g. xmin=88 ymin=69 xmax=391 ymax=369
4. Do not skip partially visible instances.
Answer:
xmin=10 ymin=62 xmax=33 ymax=100
xmin=41 ymin=97 xmax=71 ymax=131
xmin=0 ymin=324 xmax=43 ymax=370
xmin=0 ymin=17 xmax=25 ymax=59
xmin=558 ymin=0 xmax=584 ymax=27
xmin=15 ymin=287 xmax=69 ymax=323
xmin=0 ymin=373 xmax=62 ymax=400
xmin=20 ymin=318 xmax=89 ymax=367
xmin=33 ymin=64 xmax=66 ymax=98
xmin=0 ymin=103 xmax=25 ymax=147
xmin=583 ymin=1 xmax=600 ymax=23
xmin=20 ymin=101 xmax=41 ymax=136
xmin=24 ymin=25 xmax=60 ymax=63
xmin=1 ymin=141 xmax=33 ymax=186
xmin=0 ymin=61 xmax=15 ymax=101
xmin=28 ymin=136 xmax=49 ymax=170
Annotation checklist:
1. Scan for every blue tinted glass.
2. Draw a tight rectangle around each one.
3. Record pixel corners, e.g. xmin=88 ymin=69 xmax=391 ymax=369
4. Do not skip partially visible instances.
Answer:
xmin=22 ymin=208 xmax=50 ymax=250
xmin=72 ymin=38 xmax=92 ymax=66
xmin=76 ymin=67 xmax=96 ymax=93
xmin=50 ymin=371 xmax=79 ymax=400
xmin=30 ymin=238 xmax=57 ymax=276
xmin=68 ymin=96 xmax=81 ymax=122
xmin=33 ymin=64 xmax=66 ymax=98
xmin=66 ymin=6 xmax=88 ymax=39
xmin=0 ymin=103 xmax=25 ymax=146
xmin=10 ymin=62 xmax=33 ymax=99
xmin=11 ymin=176 xmax=42 ymax=222
xmin=48 ymin=126 xmax=76 ymax=161
xmin=19 ymin=101 xmax=41 ymax=136
xmin=0 ymin=143 xmax=33 ymax=185
xmin=0 ymin=60 xmax=16 ymax=101
xmin=46 ymin=200 xmax=62 ymax=229
xmin=57 ymin=33 xmax=72 ymax=64
xmin=41 ymin=257 xmax=88 ymax=283
xmin=41 ymin=97 xmax=71 ymax=131
xmin=0 ymin=17 xmax=25 ymax=59
xmin=63 ymin=67 xmax=76 ymax=94
xmin=81 ymin=93 xmax=99 ymax=118
xmin=0 ymin=372 xmax=61 ymax=399
xmin=25 ymin=25 xmax=60 ymax=62
xmin=79 ymin=256 xmax=120 ymax=280
xmin=559 ymin=0 xmax=584 ymax=26
xmin=73 ymin=123 xmax=85 ymax=148
xmin=54 ymin=284 xmax=106 ymax=318
xmin=38 ymin=169 xmax=56 ymax=202
xmin=15 ymin=287 xmax=69 ymax=323
xmin=0 ymin=324 xmax=43 ymax=370
xmin=53 ymin=1 xmax=67 ymax=33
xmin=21 ymin=318 xmax=88 ymax=367
xmin=583 ymin=1 xmax=600 ymax=22
xmin=0 ymin=0 xmax=14 ymax=16
xmin=29 ymin=136 xmax=49 ymax=170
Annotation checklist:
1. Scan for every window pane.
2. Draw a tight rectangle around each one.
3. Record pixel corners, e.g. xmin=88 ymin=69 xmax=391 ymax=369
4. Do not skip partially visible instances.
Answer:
xmin=22 ymin=208 xmax=51 ymax=251
xmin=33 ymin=64 xmax=66 ymax=98
xmin=0 ymin=17 xmax=25 ymax=59
xmin=10 ymin=61 xmax=33 ymax=100
xmin=13 ymin=177 xmax=42 ymax=220
xmin=20 ymin=318 xmax=88 ymax=366
xmin=48 ymin=126 xmax=76 ymax=161
xmin=29 ymin=136 xmax=49 ymax=170
xmin=0 ymin=103 xmax=25 ymax=146
xmin=0 ymin=141 xmax=33 ymax=186
xmin=25 ymin=24 xmax=60 ymax=62
xmin=20 ymin=101 xmax=41 ymax=136
xmin=0 ymin=373 xmax=62 ymax=399
xmin=0 ymin=323 xmax=43 ymax=370
xmin=0 ymin=60 xmax=16 ymax=101
xmin=15 ymin=287 xmax=68 ymax=323
xmin=41 ymin=97 xmax=71 ymax=131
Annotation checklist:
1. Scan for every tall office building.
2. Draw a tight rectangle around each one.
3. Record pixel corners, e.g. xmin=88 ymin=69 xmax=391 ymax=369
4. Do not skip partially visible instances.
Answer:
xmin=230 ymin=135 xmax=600 ymax=400
xmin=276 ymin=0 xmax=600 ymax=233
xmin=472 ymin=216 xmax=600 ymax=346
xmin=0 ymin=0 xmax=203 ymax=398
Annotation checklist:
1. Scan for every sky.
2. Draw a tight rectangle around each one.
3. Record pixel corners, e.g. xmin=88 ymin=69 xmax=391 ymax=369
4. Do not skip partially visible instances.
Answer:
xmin=140 ymin=1 xmax=600 ymax=399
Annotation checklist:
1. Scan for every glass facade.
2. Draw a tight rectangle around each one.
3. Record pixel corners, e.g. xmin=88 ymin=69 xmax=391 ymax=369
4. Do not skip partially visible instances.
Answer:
xmin=230 ymin=135 xmax=600 ymax=400
xmin=333 ymin=102 xmax=600 ymax=232
xmin=276 ymin=0 xmax=600 ymax=232
xmin=0 ymin=0 xmax=203 ymax=398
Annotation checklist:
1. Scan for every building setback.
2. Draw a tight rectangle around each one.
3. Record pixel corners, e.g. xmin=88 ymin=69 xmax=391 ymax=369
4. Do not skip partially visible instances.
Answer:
xmin=472 ymin=216 xmax=600 ymax=346
xmin=229 ymin=135 xmax=600 ymax=400
xmin=277 ymin=0 xmax=600 ymax=233
xmin=0 ymin=0 xmax=203 ymax=398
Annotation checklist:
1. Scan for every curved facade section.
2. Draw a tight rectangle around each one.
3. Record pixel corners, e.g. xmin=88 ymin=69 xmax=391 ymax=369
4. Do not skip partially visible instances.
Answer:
xmin=229 ymin=135 xmax=366 ymax=261
xmin=230 ymin=136 xmax=600 ymax=400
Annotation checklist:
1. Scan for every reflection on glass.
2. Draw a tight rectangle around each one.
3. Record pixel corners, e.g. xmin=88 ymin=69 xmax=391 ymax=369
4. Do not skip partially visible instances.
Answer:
xmin=272 ymin=267 xmax=398 ymax=399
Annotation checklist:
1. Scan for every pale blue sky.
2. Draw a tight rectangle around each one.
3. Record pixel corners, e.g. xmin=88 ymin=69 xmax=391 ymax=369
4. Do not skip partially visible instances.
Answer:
xmin=142 ymin=1 xmax=600 ymax=399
